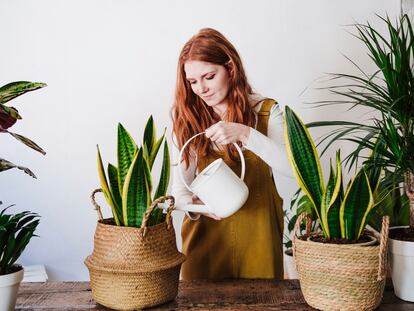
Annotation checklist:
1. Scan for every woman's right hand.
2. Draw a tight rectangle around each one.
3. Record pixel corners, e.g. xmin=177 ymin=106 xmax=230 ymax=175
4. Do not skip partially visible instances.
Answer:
xmin=191 ymin=195 xmax=222 ymax=220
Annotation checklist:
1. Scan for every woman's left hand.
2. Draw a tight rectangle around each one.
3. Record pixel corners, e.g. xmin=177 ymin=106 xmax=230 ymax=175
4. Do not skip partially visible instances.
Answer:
xmin=205 ymin=121 xmax=251 ymax=145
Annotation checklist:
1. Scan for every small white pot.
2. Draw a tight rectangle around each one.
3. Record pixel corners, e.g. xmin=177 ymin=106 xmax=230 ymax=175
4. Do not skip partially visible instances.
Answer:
xmin=389 ymin=226 xmax=414 ymax=302
xmin=0 ymin=266 xmax=24 ymax=311
xmin=283 ymin=250 xmax=299 ymax=279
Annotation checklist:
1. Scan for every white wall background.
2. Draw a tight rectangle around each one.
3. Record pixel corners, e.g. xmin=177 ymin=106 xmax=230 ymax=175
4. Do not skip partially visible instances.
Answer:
xmin=0 ymin=0 xmax=401 ymax=280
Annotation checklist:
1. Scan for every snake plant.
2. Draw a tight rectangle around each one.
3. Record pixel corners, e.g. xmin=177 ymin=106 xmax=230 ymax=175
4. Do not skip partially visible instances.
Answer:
xmin=284 ymin=106 xmax=381 ymax=240
xmin=97 ymin=116 xmax=170 ymax=227
xmin=0 ymin=81 xmax=47 ymax=178
xmin=0 ymin=203 xmax=40 ymax=275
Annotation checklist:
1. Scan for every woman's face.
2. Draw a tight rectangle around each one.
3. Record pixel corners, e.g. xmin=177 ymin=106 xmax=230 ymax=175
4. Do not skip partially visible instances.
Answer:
xmin=184 ymin=60 xmax=230 ymax=114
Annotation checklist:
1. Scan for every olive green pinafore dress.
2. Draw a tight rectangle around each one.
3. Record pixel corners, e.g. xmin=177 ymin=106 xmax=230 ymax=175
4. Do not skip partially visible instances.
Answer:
xmin=181 ymin=99 xmax=284 ymax=280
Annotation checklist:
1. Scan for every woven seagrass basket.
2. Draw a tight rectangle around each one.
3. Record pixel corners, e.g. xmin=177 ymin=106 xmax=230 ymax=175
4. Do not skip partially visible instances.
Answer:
xmin=85 ymin=191 xmax=186 ymax=310
xmin=293 ymin=214 xmax=389 ymax=311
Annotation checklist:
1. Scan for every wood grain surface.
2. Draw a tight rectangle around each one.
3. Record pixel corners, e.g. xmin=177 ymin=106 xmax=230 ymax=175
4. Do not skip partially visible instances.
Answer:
xmin=16 ymin=279 xmax=414 ymax=310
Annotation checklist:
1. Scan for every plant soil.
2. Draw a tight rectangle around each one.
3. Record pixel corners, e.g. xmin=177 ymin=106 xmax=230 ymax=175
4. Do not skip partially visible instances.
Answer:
xmin=100 ymin=218 xmax=116 ymax=225
xmin=389 ymin=227 xmax=414 ymax=242
xmin=0 ymin=264 xmax=22 ymax=276
xmin=307 ymin=233 xmax=374 ymax=245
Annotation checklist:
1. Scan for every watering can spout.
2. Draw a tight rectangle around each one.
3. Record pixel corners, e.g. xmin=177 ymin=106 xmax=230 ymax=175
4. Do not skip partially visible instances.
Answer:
xmin=157 ymin=202 xmax=211 ymax=214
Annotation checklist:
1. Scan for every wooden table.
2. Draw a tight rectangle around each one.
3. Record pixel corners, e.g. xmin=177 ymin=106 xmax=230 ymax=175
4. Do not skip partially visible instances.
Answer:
xmin=16 ymin=279 xmax=414 ymax=310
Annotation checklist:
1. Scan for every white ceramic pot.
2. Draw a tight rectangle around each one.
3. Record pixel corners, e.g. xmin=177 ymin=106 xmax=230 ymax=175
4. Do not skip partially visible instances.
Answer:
xmin=389 ymin=226 xmax=414 ymax=302
xmin=0 ymin=266 xmax=24 ymax=311
xmin=283 ymin=250 xmax=299 ymax=279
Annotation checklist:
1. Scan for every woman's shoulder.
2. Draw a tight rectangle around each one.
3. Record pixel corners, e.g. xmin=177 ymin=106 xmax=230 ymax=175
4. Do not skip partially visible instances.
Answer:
xmin=249 ymin=94 xmax=280 ymax=114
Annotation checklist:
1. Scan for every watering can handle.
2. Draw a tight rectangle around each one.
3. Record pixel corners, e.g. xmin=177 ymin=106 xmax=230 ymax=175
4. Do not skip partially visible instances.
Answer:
xmin=178 ymin=132 xmax=246 ymax=192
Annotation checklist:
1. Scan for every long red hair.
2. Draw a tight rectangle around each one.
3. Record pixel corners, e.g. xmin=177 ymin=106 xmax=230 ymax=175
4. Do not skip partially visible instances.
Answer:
xmin=172 ymin=28 xmax=256 ymax=168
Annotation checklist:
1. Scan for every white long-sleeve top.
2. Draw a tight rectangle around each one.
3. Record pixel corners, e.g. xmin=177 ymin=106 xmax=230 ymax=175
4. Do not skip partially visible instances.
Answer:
xmin=171 ymin=98 xmax=294 ymax=212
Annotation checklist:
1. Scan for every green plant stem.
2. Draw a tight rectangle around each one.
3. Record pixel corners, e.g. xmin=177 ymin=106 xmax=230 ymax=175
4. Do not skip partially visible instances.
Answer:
xmin=405 ymin=171 xmax=414 ymax=228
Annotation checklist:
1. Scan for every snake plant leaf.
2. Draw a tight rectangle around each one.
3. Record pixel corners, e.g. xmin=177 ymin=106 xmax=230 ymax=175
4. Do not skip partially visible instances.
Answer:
xmin=8 ymin=132 xmax=46 ymax=155
xmin=117 ymin=123 xmax=138 ymax=192
xmin=97 ymin=145 xmax=120 ymax=225
xmin=122 ymin=148 xmax=149 ymax=227
xmin=142 ymin=143 xmax=153 ymax=195
xmin=340 ymin=169 xmax=373 ymax=240
xmin=284 ymin=106 xmax=324 ymax=232
xmin=148 ymin=128 xmax=166 ymax=170
xmin=143 ymin=115 xmax=156 ymax=155
xmin=357 ymin=171 xmax=376 ymax=238
xmin=143 ymin=142 xmax=150 ymax=161
xmin=151 ymin=140 xmax=171 ymax=225
xmin=154 ymin=140 xmax=170 ymax=200
xmin=0 ymin=81 xmax=47 ymax=104
xmin=327 ymin=192 xmax=342 ymax=239
xmin=0 ymin=158 xmax=36 ymax=178
xmin=107 ymin=164 xmax=123 ymax=225
xmin=326 ymin=152 xmax=343 ymax=239
xmin=321 ymin=164 xmax=337 ymax=239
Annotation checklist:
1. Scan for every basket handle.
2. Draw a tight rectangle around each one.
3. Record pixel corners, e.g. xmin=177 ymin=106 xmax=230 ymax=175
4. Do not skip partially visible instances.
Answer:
xmin=293 ymin=212 xmax=312 ymax=238
xmin=141 ymin=195 xmax=175 ymax=237
xmin=292 ymin=212 xmax=311 ymax=271
xmin=90 ymin=188 xmax=104 ymax=221
xmin=377 ymin=215 xmax=390 ymax=281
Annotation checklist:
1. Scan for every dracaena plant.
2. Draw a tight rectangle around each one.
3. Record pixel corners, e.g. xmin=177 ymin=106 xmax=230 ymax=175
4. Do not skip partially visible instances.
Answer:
xmin=0 ymin=203 xmax=40 ymax=275
xmin=97 ymin=116 xmax=170 ymax=227
xmin=307 ymin=14 xmax=414 ymax=230
xmin=284 ymin=106 xmax=382 ymax=240
xmin=0 ymin=81 xmax=47 ymax=178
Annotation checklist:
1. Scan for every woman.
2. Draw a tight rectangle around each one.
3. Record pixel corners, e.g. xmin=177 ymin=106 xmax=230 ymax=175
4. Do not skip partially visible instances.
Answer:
xmin=171 ymin=28 xmax=292 ymax=280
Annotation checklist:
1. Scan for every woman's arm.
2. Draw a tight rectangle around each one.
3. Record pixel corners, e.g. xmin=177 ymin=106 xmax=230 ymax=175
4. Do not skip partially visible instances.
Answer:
xmin=244 ymin=103 xmax=293 ymax=179
xmin=205 ymin=104 xmax=293 ymax=179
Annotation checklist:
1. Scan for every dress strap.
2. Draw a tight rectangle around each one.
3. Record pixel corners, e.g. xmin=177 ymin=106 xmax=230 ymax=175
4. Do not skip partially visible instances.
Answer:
xmin=256 ymin=99 xmax=278 ymax=136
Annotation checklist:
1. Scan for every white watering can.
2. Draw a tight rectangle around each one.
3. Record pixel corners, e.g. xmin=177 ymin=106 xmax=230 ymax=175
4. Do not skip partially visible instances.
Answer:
xmin=158 ymin=132 xmax=249 ymax=218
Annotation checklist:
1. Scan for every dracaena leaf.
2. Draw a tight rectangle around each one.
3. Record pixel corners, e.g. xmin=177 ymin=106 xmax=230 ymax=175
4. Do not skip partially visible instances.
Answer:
xmin=0 ymin=207 xmax=39 ymax=274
